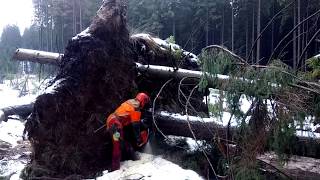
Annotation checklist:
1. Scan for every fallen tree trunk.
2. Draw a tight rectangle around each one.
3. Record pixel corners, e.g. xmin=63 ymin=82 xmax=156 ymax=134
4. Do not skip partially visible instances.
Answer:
xmin=0 ymin=103 xmax=34 ymax=123
xmin=12 ymin=48 xmax=227 ymax=89
xmin=0 ymin=103 xmax=229 ymax=139
xmin=2 ymin=103 xmax=319 ymax=159
xmin=1 ymin=104 xmax=319 ymax=178
xmin=153 ymin=113 xmax=234 ymax=140
xmin=12 ymin=48 xmax=63 ymax=65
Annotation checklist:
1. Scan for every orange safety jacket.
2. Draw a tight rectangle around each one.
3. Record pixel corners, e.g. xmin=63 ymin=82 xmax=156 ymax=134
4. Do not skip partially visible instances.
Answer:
xmin=106 ymin=99 xmax=148 ymax=147
xmin=107 ymin=99 xmax=141 ymax=128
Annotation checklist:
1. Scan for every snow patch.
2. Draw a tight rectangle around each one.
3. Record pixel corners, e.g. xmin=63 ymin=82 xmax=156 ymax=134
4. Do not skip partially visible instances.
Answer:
xmin=0 ymin=158 xmax=26 ymax=180
xmin=0 ymin=120 xmax=26 ymax=179
xmin=0 ymin=75 xmax=51 ymax=109
xmin=96 ymin=153 xmax=203 ymax=180
xmin=0 ymin=84 xmax=36 ymax=109
xmin=131 ymin=33 xmax=200 ymax=66
xmin=0 ymin=120 xmax=24 ymax=146
xmin=182 ymin=51 xmax=198 ymax=63
xmin=132 ymin=33 xmax=181 ymax=51
xmin=159 ymin=111 xmax=238 ymax=126
xmin=72 ymin=27 xmax=91 ymax=40
xmin=296 ymin=130 xmax=320 ymax=139
xmin=43 ymin=78 xmax=65 ymax=94
xmin=314 ymin=54 xmax=320 ymax=59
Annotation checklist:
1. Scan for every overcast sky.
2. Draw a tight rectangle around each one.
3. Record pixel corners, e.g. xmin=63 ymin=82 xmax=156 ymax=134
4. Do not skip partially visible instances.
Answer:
xmin=0 ymin=0 xmax=34 ymax=36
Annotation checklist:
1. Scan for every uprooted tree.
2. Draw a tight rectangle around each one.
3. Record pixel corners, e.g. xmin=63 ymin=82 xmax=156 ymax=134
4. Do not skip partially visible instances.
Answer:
xmin=16 ymin=0 xmax=209 ymax=178
xmin=5 ymin=0 xmax=320 ymax=179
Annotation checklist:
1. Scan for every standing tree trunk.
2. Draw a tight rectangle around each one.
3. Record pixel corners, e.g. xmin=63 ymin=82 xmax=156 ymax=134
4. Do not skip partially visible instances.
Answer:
xmin=61 ymin=0 xmax=65 ymax=52
xmin=72 ymin=0 xmax=77 ymax=35
xmin=221 ymin=4 xmax=225 ymax=46
xmin=206 ymin=5 xmax=209 ymax=46
xmin=297 ymin=0 xmax=301 ymax=69
xmin=251 ymin=5 xmax=255 ymax=63
xmin=46 ymin=0 xmax=49 ymax=52
xmin=231 ymin=0 xmax=235 ymax=51
xmin=293 ymin=1 xmax=297 ymax=70
xmin=246 ymin=12 xmax=249 ymax=59
xmin=271 ymin=0 xmax=275 ymax=53
xmin=79 ymin=0 xmax=83 ymax=31
xmin=256 ymin=0 xmax=261 ymax=64
xmin=304 ymin=0 xmax=309 ymax=71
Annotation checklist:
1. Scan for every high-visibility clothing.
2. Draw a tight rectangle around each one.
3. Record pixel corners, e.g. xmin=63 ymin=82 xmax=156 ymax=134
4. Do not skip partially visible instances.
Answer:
xmin=106 ymin=98 xmax=148 ymax=171
xmin=107 ymin=99 xmax=141 ymax=126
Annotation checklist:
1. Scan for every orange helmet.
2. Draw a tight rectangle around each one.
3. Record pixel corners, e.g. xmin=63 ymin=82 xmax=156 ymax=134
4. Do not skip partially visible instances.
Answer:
xmin=135 ymin=92 xmax=150 ymax=108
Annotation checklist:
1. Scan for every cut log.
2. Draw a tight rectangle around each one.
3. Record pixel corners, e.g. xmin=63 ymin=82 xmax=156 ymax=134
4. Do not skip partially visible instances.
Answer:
xmin=12 ymin=48 xmax=63 ymax=65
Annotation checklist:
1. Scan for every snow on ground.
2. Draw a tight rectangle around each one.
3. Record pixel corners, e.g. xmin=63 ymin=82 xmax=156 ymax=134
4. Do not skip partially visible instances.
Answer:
xmin=96 ymin=153 xmax=203 ymax=180
xmin=0 ymin=75 xmax=50 ymax=109
xmin=0 ymin=155 xmax=26 ymax=180
xmin=0 ymin=76 xmax=48 ymax=179
xmin=0 ymin=120 xmax=24 ymax=146
xmin=0 ymin=118 xmax=28 ymax=179
xmin=0 ymin=83 xmax=36 ymax=109
xmin=0 ymin=75 xmax=44 ymax=145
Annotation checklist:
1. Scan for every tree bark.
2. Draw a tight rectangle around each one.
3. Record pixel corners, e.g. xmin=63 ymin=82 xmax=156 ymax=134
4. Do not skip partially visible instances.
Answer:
xmin=12 ymin=48 xmax=63 ymax=65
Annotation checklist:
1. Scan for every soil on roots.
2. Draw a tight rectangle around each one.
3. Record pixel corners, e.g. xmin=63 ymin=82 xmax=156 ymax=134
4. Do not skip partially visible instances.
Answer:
xmin=23 ymin=1 xmax=137 ymax=178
